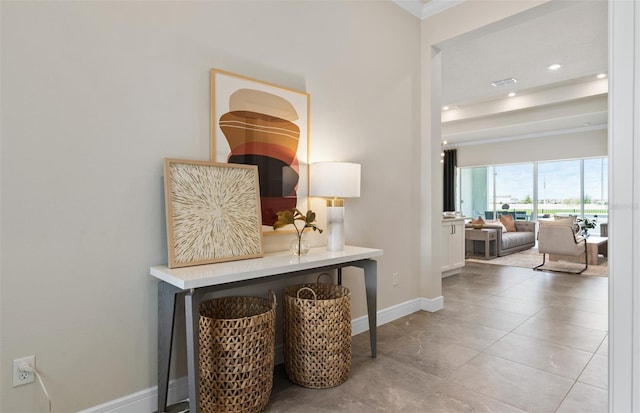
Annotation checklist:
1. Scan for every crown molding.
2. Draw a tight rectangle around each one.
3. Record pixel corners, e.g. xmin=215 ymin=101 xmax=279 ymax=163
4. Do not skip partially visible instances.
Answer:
xmin=393 ymin=0 xmax=466 ymax=20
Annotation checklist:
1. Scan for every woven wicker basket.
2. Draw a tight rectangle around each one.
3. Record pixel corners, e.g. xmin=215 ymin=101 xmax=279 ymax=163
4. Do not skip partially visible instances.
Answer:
xmin=282 ymin=274 xmax=351 ymax=388
xmin=198 ymin=292 xmax=276 ymax=413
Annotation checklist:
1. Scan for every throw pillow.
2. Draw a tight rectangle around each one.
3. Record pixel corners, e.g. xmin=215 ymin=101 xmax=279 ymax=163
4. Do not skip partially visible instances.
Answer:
xmin=486 ymin=220 xmax=507 ymax=232
xmin=499 ymin=214 xmax=517 ymax=232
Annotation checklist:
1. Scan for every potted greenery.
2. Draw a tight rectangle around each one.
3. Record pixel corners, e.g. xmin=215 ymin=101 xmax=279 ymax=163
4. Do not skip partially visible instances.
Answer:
xmin=575 ymin=217 xmax=597 ymax=237
xmin=273 ymin=209 xmax=323 ymax=255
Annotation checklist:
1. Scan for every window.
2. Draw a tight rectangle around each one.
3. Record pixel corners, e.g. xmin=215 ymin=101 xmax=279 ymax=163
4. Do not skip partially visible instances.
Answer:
xmin=494 ymin=164 xmax=534 ymax=220
xmin=538 ymin=160 xmax=581 ymax=219
xmin=459 ymin=157 xmax=608 ymax=235
xmin=584 ymin=158 xmax=609 ymax=233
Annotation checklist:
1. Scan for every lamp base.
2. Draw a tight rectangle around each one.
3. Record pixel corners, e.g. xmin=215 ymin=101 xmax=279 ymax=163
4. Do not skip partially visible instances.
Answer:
xmin=326 ymin=205 xmax=345 ymax=251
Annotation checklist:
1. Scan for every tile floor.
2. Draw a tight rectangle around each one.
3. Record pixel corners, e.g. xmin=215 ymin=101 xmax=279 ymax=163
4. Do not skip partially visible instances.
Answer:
xmin=266 ymin=262 xmax=609 ymax=413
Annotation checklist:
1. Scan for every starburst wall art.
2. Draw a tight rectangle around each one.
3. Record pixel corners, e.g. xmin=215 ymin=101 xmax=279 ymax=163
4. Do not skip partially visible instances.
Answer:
xmin=163 ymin=159 xmax=263 ymax=268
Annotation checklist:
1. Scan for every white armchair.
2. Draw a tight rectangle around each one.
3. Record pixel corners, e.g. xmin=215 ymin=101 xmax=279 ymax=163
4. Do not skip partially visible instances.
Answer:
xmin=534 ymin=220 xmax=588 ymax=274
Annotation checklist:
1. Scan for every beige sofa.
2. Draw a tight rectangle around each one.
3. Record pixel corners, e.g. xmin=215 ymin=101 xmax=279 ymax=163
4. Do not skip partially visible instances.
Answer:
xmin=466 ymin=221 xmax=536 ymax=257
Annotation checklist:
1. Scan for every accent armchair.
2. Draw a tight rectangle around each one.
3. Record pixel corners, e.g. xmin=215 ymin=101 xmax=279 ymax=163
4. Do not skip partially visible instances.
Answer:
xmin=534 ymin=221 xmax=588 ymax=274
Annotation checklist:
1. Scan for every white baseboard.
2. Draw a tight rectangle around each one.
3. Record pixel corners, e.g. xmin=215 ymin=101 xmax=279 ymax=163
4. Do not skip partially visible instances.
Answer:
xmin=420 ymin=295 xmax=444 ymax=312
xmin=351 ymin=296 xmax=444 ymax=334
xmin=77 ymin=377 xmax=188 ymax=413
xmin=82 ymin=296 xmax=443 ymax=413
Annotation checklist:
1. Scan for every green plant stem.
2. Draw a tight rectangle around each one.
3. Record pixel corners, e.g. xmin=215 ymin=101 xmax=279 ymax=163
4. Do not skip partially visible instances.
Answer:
xmin=292 ymin=222 xmax=302 ymax=255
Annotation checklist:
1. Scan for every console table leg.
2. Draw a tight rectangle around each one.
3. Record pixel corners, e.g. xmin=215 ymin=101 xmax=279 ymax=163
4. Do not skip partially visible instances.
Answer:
xmin=185 ymin=289 xmax=202 ymax=413
xmin=362 ymin=260 xmax=377 ymax=357
xmin=158 ymin=283 xmax=181 ymax=413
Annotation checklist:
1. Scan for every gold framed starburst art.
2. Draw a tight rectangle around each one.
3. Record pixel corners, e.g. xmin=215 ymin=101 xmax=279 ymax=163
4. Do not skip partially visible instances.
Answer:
xmin=164 ymin=159 xmax=263 ymax=268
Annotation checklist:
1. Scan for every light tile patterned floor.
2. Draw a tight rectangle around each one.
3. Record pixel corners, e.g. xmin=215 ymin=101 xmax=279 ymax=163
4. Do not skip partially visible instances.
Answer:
xmin=267 ymin=262 xmax=607 ymax=412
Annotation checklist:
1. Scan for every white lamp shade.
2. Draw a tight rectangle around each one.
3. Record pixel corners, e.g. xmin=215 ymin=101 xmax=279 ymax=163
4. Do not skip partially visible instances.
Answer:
xmin=310 ymin=162 xmax=361 ymax=198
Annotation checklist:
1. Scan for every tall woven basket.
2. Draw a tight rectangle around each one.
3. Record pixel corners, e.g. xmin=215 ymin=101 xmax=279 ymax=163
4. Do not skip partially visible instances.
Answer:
xmin=282 ymin=274 xmax=351 ymax=388
xmin=198 ymin=292 xmax=276 ymax=413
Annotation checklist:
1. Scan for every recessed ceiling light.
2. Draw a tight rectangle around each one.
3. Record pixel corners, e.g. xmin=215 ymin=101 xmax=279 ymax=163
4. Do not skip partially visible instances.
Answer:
xmin=508 ymin=92 xmax=516 ymax=97
xmin=548 ymin=63 xmax=562 ymax=71
xmin=597 ymin=73 xmax=607 ymax=79
xmin=442 ymin=106 xmax=450 ymax=111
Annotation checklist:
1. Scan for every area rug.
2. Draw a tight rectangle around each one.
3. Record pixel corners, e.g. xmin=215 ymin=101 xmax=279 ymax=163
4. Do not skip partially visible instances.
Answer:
xmin=466 ymin=247 xmax=608 ymax=277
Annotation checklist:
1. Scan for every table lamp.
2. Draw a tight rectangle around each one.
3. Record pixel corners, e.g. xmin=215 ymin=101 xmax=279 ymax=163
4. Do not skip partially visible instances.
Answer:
xmin=310 ymin=162 xmax=361 ymax=251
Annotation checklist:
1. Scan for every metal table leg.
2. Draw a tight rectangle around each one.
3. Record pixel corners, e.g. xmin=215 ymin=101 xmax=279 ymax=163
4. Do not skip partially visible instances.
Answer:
xmin=185 ymin=289 xmax=203 ymax=413
xmin=363 ymin=260 xmax=377 ymax=357
xmin=158 ymin=283 xmax=182 ymax=413
xmin=351 ymin=260 xmax=377 ymax=358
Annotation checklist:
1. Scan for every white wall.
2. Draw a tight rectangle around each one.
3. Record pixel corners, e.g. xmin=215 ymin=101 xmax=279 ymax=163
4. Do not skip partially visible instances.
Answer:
xmin=0 ymin=2 xmax=420 ymax=411
xmin=419 ymin=0 xmax=551 ymax=300
xmin=608 ymin=1 xmax=640 ymax=410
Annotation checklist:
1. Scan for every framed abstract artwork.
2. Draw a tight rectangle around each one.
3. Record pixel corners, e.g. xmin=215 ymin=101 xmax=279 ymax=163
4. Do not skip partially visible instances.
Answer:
xmin=163 ymin=158 xmax=263 ymax=268
xmin=210 ymin=68 xmax=310 ymax=233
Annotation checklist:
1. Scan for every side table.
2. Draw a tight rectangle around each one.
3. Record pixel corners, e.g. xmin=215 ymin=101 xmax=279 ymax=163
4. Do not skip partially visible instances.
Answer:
xmin=465 ymin=228 xmax=498 ymax=259
xmin=150 ymin=246 xmax=382 ymax=413
xmin=549 ymin=236 xmax=608 ymax=265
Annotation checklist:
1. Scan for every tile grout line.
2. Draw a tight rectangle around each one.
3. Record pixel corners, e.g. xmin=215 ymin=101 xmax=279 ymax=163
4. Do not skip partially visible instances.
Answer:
xmin=449 ymin=266 xmax=606 ymax=405
xmin=441 ymin=263 xmax=608 ymax=412
xmin=553 ymin=335 xmax=608 ymax=413
xmin=440 ymin=271 xmax=562 ymax=411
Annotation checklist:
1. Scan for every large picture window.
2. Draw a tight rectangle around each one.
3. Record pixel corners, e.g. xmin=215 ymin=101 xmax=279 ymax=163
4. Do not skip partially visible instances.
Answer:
xmin=459 ymin=157 xmax=608 ymax=235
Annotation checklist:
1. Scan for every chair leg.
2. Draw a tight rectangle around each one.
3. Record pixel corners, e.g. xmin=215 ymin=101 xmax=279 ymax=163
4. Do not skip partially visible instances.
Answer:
xmin=533 ymin=253 xmax=547 ymax=271
xmin=576 ymin=242 xmax=588 ymax=274
xmin=533 ymin=249 xmax=589 ymax=274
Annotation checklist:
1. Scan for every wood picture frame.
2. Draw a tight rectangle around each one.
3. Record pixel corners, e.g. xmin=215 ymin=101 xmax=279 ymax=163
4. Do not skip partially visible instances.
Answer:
xmin=210 ymin=68 xmax=310 ymax=233
xmin=164 ymin=158 xmax=263 ymax=268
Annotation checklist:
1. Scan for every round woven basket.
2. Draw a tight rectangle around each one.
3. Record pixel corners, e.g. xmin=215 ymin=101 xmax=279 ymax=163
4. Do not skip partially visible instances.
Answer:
xmin=198 ymin=292 xmax=276 ymax=413
xmin=282 ymin=275 xmax=351 ymax=388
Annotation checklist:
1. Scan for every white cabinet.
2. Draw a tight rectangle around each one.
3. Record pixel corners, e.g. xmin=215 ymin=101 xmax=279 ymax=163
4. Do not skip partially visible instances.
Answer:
xmin=441 ymin=218 xmax=465 ymax=277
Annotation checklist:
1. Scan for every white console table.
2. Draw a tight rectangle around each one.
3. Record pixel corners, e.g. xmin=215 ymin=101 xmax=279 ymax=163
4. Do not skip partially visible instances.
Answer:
xmin=150 ymin=245 xmax=382 ymax=413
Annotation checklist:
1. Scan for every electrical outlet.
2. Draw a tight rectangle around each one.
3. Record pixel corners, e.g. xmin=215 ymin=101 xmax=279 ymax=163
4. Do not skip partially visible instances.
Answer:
xmin=13 ymin=356 xmax=35 ymax=387
xmin=392 ymin=272 xmax=399 ymax=286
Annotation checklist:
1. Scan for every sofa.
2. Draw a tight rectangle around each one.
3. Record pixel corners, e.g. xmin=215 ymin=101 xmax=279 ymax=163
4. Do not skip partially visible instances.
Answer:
xmin=465 ymin=220 xmax=536 ymax=257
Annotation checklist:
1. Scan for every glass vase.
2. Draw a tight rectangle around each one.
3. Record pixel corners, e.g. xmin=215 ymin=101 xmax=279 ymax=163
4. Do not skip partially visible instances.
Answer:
xmin=289 ymin=235 xmax=310 ymax=256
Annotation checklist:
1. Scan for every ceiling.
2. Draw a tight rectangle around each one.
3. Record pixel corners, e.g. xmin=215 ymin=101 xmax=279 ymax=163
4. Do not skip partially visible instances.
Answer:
xmin=394 ymin=0 xmax=608 ymax=146
xmin=438 ymin=0 xmax=607 ymax=107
